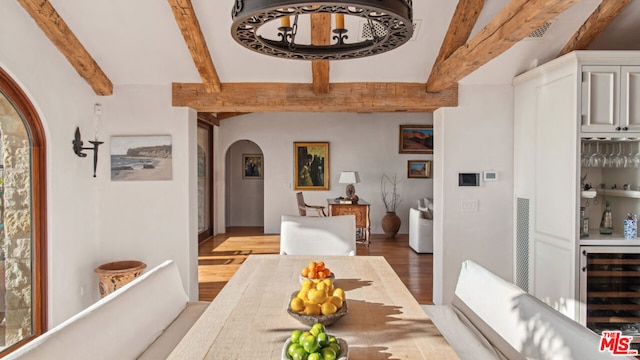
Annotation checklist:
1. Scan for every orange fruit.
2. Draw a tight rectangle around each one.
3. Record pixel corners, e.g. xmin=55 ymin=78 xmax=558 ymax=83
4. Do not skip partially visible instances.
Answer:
xmin=323 ymin=269 xmax=331 ymax=277
xmin=317 ymin=271 xmax=326 ymax=280
xmin=308 ymin=270 xmax=317 ymax=279
xmin=308 ymin=261 xmax=317 ymax=270
xmin=301 ymin=268 xmax=309 ymax=277
xmin=317 ymin=261 xmax=325 ymax=268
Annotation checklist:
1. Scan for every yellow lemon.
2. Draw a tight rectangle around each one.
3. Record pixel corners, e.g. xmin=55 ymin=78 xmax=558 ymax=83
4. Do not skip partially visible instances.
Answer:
xmin=303 ymin=303 xmax=322 ymax=316
xmin=297 ymin=288 xmax=309 ymax=300
xmin=290 ymin=297 xmax=305 ymax=312
xmin=307 ymin=288 xmax=329 ymax=304
xmin=301 ymin=279 xmax=313 ymax=289
xmin=322 ymin=279 xmax=334 ymax=292
xmin=328 ymin=295 xmax=343 ymax=309
xmin=321 ymin=302 xmax=338 ymax=315
xmin=316 ymin=281 xmax=329 ymax=293
xmin=333 ymin=288 xmax=345 ymax=301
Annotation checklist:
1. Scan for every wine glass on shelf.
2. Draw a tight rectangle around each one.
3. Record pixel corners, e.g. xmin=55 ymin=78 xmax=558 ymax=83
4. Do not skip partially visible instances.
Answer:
xmin=624 ymin=141 xmax=635 ymax=168
xmin=633 ymin=141 xmax=640 ymax=168
xmin=613 ymin=142 xmax=625 ymax=168
xmin=603 ymin=142 xmax=615 ymax=168
xmin=589 ymin=140 xmax=605 ymax=168
xmin=581 ymin=140 xmax=591 ymax=168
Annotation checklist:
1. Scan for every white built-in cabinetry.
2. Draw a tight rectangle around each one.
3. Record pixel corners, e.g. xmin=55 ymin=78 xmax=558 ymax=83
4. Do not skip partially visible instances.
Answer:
xmin=513 ymin=51 xmax=640 ymax=322
xmin=581 ymin=65 xmax=640 ymax=133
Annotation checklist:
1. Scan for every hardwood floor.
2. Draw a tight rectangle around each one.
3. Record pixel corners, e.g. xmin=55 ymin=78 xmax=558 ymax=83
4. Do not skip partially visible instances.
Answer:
xmin=198 ymin=226 xmax=434 ymax=304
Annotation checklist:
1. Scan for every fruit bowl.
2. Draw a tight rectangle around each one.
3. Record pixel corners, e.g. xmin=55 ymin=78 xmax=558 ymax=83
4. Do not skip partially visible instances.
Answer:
xmin=299 ymin=272 xmax=335 ymax=284
xmin=287 ymin=292 xmax=348 ymax=327
xmin=281 ymin=337 xmax=349 ymax=360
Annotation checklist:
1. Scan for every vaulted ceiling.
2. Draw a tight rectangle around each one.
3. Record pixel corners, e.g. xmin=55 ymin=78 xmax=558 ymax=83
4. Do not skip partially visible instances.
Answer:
xmin=14 ymin=0 xmax=640 ymax=123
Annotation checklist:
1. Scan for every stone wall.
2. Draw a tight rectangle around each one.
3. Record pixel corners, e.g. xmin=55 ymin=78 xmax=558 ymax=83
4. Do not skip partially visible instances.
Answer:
xmin=0 ymin=96 xmax=32 ymax=347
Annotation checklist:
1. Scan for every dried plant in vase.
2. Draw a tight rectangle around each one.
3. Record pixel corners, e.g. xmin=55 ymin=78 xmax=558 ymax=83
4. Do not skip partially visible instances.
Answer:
xmin=380 ymin=174 xmax=402 ymax=238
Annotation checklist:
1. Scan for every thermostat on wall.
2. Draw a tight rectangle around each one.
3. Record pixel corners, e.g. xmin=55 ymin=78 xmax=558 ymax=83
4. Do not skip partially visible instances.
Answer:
xmin=483 ymin=171 xmax=498 ymax=181
xmin=458 ymin=173 xmax=480 ymax=187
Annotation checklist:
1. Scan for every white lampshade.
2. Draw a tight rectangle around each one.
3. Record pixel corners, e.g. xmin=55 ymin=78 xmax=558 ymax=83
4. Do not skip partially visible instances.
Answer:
xmin=339 ymin=171 xmax=360 ymax=184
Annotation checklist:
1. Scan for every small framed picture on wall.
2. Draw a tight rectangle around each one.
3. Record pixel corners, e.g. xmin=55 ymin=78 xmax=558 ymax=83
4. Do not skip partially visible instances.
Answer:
xmin=399 ymin=125 xmax=433 ymax=154
xmin=242 ymin=154 xmax=263 ymax=179
xmin=407 ymin=160 xmax=432 ymax=179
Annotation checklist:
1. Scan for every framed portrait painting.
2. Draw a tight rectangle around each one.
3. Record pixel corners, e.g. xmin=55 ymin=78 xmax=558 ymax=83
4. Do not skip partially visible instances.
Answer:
xmin=242 ymin=154 xmax=263 ymax=179
xmin=294 ymin=142 xmax=329 ymax=190
xmin=407 ymin=160 xmax=432 ymax=179
xmin=399 ymin=125 xmax=433 ymax=154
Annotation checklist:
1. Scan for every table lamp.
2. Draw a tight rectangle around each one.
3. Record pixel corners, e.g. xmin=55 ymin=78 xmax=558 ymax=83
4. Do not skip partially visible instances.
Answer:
xmin=339 ymin=171 xmax=360 ymax=199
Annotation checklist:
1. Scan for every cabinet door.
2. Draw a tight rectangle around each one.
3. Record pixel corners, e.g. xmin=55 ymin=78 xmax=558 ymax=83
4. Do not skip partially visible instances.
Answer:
xmin=621 ymin=66 xmax=640 ymax=131
xmin=581 ymin=66 xmax=620 ymax=132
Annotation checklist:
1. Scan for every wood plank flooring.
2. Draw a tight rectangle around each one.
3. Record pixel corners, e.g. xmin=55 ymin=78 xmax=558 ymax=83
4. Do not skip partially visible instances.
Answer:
xmin=198 ymin=227 xmax=434 ymax=304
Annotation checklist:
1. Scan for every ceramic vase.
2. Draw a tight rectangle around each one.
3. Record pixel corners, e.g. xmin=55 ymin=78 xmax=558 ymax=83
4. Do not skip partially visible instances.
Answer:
xmin=381 ymin=211 xmax=401 ymax=238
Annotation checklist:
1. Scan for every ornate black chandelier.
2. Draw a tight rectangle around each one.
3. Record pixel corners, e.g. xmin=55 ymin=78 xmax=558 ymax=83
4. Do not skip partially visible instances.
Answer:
xmin=231 ymin=0 xmax=413 ymax=60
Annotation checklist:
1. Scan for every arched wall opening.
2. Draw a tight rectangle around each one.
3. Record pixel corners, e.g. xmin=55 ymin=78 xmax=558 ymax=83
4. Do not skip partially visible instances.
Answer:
xmin=224 ymin=140 xmax=264 ymax=228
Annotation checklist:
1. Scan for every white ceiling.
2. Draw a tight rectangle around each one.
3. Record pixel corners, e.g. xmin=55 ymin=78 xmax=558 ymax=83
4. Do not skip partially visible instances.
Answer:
xmin=47 ymin=0 xmax=640 ymax=88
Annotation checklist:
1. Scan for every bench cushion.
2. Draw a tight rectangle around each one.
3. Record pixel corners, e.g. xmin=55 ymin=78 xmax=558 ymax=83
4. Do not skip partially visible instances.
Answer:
xmin=423 ymin=304 xmax=504 ymax=360
xmin=6 ymin=260 xmax=189 ymax=360
xmin=137 ymin=301 xmax=209 ymax=360
xmin=453 ymin=260 xmax=636 ymax=360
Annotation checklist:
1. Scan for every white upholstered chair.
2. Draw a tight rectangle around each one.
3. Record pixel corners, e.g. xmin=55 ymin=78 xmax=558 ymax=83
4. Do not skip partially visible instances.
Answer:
xmin=409 ymin=198 xmax=433 ymax=253
xmin=280 ymin=215 xmax=356 ymax=256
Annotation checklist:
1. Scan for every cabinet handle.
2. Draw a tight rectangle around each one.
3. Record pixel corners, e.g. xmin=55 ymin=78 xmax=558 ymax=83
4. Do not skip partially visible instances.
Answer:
xmin=616 ymin=127 xmax=622 ymax=131
xmin=623 ymin=127 xmax=629 ymax=131
xmin=582 ymin=267 xmax=586 ymax=272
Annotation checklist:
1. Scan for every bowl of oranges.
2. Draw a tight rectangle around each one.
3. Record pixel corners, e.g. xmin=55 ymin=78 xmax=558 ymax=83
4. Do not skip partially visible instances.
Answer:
xmin=299 ymin=261 xmax=335 ymax=284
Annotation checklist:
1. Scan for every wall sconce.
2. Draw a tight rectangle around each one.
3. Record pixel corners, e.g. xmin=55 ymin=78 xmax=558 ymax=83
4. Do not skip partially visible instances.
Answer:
xmin=72 ymin=127 xmax=103 ymax=177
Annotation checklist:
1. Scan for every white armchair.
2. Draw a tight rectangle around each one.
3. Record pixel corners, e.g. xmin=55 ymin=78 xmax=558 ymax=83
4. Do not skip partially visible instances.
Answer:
xmin=280 ymin=215 xmax=356 ymax=256
xmin=409 ymin=207 xmax=433 ymax=254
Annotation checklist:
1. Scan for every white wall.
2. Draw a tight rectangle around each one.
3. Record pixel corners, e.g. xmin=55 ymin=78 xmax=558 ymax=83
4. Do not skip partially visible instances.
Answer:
xmin=215 ymin=113 xmax=434 ymax=234
xmin=1 ymin=2 xmax=198 ymax=326
xmin=1 ymin=1 xmax=101 ymax=326
xmin=433 ymin=84 xmax=515 ymax=304
xmin=225 ymin=140 xmax=264 ymax=227
xmin=96 ymin=85 xmax=198 ymax=301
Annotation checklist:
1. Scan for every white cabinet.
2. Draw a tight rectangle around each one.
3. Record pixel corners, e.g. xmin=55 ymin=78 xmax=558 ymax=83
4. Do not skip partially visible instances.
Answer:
xmin=514 ymin=51 xmax=640 ymax=322
xmin=582 ymin=65 xmax=640 ymax=133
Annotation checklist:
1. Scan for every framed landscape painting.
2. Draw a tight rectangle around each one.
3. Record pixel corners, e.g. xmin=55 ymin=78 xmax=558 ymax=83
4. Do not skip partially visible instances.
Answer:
xmin=242 ymin=154 xmax=263 ymax=179
xmin=111 ymin=135 xmax=172 ymax=181
xmin=399 ymin=125 xmax=433 ymax=154
xmin=294 ymin=142 xmax=329 ymax=190
xmin=408 ymin=160 xmax=432 ymax=179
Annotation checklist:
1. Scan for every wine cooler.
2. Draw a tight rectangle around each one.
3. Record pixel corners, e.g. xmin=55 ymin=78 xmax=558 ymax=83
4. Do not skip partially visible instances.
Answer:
xmin=581 ymin=246 xmax=640 ymax=354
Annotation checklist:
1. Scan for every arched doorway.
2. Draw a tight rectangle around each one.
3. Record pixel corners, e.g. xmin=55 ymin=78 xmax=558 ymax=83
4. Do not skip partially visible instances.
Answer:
xmin=225 ymin=140 xmax=264 ymax=229
xmin=0 ymin=67 xmax=47 ymax=355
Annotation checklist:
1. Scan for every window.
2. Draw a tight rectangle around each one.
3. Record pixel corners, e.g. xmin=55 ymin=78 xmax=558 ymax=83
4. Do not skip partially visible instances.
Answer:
xmin=0 ymin=67 xmax=47 ymax=355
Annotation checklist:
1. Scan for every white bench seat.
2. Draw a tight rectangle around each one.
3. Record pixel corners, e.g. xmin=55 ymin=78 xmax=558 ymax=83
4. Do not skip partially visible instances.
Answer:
xmin=424 ymin=260 xmax=636 ymax=360
xmin=6 ymin=260 xmax=207 ymax=360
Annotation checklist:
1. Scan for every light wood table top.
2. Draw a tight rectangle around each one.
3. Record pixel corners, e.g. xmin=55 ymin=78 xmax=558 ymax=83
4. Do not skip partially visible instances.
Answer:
xmin=168 ymin=255 xmax=459 ymax=359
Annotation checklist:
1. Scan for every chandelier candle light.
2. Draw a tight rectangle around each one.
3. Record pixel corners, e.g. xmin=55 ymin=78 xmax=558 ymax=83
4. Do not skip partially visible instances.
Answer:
xmin=231 ymin=0 xmax=414 ymax=60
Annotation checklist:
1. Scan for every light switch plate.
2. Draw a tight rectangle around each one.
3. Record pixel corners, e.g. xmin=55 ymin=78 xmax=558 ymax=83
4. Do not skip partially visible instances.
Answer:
xmin=483 ymin=171 xmax=498 ymax=181
xmin=461 ymin=200 xmax=478 ymax=212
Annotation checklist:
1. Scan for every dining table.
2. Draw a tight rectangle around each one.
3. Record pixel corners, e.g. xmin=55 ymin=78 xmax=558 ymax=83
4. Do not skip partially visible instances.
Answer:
xmin=168 ymin=254 xmax=460 ymax=359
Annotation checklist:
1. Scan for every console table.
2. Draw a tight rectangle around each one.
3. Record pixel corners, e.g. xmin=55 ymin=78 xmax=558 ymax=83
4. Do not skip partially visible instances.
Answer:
xmin=327 ymin=198 xmax=370 ymax=245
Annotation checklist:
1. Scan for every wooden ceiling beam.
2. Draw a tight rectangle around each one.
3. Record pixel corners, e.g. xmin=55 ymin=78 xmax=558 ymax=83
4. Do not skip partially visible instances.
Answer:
xmin=426 ymin=0 xmax=579 ymax=92
xmin=172 ymin=82 xmax=458 ymax=113
xmin=197 ymin=112 xmax=219 ymax=126
xmin=168 ymin=0 xmax=221 ymax=93
xmin=311 ymin=13 xmax=332 ymax=94
xmin=17 ymin=0 xmax=113 ymax=95
xmin=430 ymin=0 xmax=485 ymax=76
xmin=558 ymin=0 xmax=632 ymax=57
